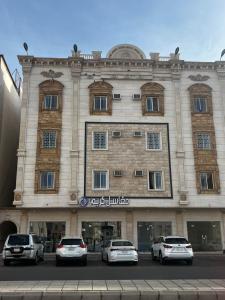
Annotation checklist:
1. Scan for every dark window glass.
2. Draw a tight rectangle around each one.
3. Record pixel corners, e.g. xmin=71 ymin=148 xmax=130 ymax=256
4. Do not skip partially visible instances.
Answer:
xmin=60 ymin=239 xmax=82 ymax=245
xmin=8 ymin=235 xmax=30 ymax=245
xmin=165 ymin=238 xmax=188 ymax=244
xmin=112 ymin=241 xmax=133 ymax=246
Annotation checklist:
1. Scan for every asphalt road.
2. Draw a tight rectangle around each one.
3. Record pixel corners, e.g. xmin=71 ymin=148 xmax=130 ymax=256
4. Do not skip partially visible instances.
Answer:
xmin=0 ymin=255 xmax=225 ymax=281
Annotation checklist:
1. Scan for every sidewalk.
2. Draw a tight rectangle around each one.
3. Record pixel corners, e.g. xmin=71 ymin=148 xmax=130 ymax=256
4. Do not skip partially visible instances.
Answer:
xmin=0 ymin=279 xmax=225 ymax=299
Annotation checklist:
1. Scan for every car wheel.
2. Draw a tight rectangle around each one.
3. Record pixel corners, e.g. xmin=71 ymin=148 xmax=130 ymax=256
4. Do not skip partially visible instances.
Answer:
xmin=81 ymin=257 xmax=87 ymax=266
xmin=101 ymin=253 xmax=105 ymax=262
xmin=3 ymin=260 xmax=10 ymax=266
xmin=159 ymin=252 xmax=166 ymax=265
xmin=32 ymin=254 xmax=39 ymax=265
xmin=186 ymin=259 xmax=193 ymax=265
xmin=133 ymin=261 xmax=138 ymax=265
xmin=151 ymin=249 xmax=156 ymax=261
xmin=106 ymin=255 xmax=111 ymax=265
xmin=56 ymin=258 xmax=61 ymax=266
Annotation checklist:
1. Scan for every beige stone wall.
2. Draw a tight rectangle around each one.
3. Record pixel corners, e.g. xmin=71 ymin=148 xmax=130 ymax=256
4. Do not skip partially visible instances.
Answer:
xmin=85 ymin=123 xmax=172 ymax=198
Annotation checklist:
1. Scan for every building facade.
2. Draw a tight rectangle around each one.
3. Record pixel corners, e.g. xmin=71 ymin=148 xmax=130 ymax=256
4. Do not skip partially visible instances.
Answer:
xmin=1 ymin=44 xmax=225 ymax=252
xmin=0 ymin=55 xmax=21 ymax=247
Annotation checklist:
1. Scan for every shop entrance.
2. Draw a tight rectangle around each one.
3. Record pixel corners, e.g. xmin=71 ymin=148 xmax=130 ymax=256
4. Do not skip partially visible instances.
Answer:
xmin=82 ymin=222 xmax=121 ymax=252
xmin=138 ymin=222 xmax=172 ymax=251
xmin=187 ymin=221 xmax=222 ymax=251
xmin=29 ymin=222 xmax=66 ymax=252
xmin=0 ymin=221 xmax=17 ymax=251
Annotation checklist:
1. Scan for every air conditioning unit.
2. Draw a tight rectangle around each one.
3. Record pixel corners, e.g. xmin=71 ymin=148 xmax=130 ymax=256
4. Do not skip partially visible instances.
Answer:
xmin=132 ymin=94 xmax=141 ymax=101
xmin=133 ymin=131 xmax=143 ymax=137
xmin=112 ymin=131 xmax=121 ymax=138
xmin=113 ymin=94 xmax=121 ymax=100
xmin=113 ymin=170 xmax=123 ymax=177
xmin=134 ymin=170 xmax=144 ymax=177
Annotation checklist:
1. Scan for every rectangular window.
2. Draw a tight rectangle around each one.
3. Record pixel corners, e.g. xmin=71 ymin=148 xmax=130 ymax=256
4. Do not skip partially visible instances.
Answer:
xmin=94 ymin=96 xmax=107 ymax=111
xmin=148 ymin=171 xmax=163 ymax=190
xmin=197 ymin=133 xmax=211 ymax=149
xmin=146 ymin=97 xmax=159 ymax=112
xmin=146 ymin=132 xmax=161 ymax=150
xmin=44 ymin=95 xmax=58 ymax=110
xmin=93 ymin=170 xmax=108 ymax=190
xmin=93 ymin=132 xmax=107 ymax=150
xmin=40 ymin=171 xmax=55 ymax=189
xmin=42 ymin=131 xmax=57 ymax=148
xmin=194 ymin=97 xmax=207 ymax=113
xmin=200 ymin=172 xmax=214 ymax=190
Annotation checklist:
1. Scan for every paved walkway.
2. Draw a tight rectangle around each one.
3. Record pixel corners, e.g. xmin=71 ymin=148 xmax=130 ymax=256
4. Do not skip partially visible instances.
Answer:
xmin=0 ymin=280 xmax=225 ymax=299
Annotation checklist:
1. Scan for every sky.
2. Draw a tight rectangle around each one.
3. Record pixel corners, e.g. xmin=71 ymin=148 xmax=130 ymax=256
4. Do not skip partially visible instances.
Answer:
xmin=1 ymin=0 xmax=225 ymax=76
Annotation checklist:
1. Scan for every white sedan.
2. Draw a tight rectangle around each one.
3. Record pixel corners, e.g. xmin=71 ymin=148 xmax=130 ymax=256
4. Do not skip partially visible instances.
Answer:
xmin=151 ymin=236 xmax=194 ymax=265
xmin=102 ymin=239 xmax=138 ymax=264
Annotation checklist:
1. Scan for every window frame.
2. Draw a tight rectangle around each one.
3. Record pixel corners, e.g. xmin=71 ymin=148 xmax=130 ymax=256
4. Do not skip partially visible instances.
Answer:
xmin=148 ymin=171 xmax=164 ymax=191
xmin=42 ymin=130 xmax=57 ymax=149
xmin=146 ymin=96 xmax=159 ymax=113
xmin=92 ymin=170 xmax=109 ymax=191
xmin=93 ymin=96 xmax=108 ymax=112
xmin=39 ymin=171 xmax=55 ymax=190
xmin=146 ymin=132 xmax=162 ymax=151
xmin=193 ymin=96 xmax=208 ymax=113
xmin=92 ymin=131 xmax=108 ymax=150
xmin=200 ymin=172 xmax=214 ymax=191
xmin=196 ymin=133 xmax=211 ymax=150
xmin=43 ymin=95 xmax=58 ymax=111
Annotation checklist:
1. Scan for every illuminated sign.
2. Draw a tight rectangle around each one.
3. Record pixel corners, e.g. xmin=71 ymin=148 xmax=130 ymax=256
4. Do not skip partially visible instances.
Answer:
xmin=79 ymin=196 xmax=129 ymax=207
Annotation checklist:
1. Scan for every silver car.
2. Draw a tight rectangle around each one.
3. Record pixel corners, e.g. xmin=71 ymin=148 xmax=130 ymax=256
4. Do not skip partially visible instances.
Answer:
xmin=2 ymin=234 xmax=44 ymax=266
xmin=102 ymin=239 xmax=138 ymax=264
xmin=55 ymin=236 xmax=87 ymax=266
xmin=151 ymin=235 xmax=194 ymax=265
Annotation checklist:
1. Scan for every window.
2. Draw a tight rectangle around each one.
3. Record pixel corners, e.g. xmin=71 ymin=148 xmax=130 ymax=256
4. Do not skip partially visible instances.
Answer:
xmin=200 ymin=172 xmax=214 ymax=190
xmin=146 ymin=97 xmax=159 ymax=112
xmin=194 ymin=97 xmax=207 ymax=113
xmin=94 ymin=96 xmax=107 ymax=111
xmin=146 ymin=132 xmax=161 ymax=150
xmin=197 ymin=133 xmax=211 ymax=149
xmin=40 ymin=171 xmax=55 ymax=189
xmin=93 ymin=132 xmax=107 ymax=150
xmin=42 ymin=131 xmax=57 ymax=148
xmin=93 ymin=170 xmax=108 ymax=190
xmin=44 ymin=95 xmax=58 ymax=110
xmin=148 ymin=171 xmax=163 ymax=190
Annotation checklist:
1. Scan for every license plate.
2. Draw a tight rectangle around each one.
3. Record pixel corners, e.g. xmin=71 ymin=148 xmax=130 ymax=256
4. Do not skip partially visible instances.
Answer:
xmin=173 ymin=248 xmax=185 ymax=252
xmin=68 ymin=247 xmax=74 ymax=251
xmin=13 ymin=248 xmax=20 ymax=252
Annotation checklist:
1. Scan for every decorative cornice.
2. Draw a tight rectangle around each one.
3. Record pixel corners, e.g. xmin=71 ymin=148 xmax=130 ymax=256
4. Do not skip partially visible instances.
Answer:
xmin=40 ymin=69 xmax=63 ymax=79
xmin=188 ymin=74 xmax=210 ymax=81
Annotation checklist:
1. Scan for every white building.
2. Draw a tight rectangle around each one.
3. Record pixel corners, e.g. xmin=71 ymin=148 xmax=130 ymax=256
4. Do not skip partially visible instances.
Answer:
xmin=2 ymin=44 xmax=225 ymax=252
xmin=0 ymin=55 xmax=21 ymax=247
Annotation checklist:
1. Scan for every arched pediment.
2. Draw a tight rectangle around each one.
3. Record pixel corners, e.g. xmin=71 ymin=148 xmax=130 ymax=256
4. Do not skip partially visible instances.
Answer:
xmin=88 ymin=81 xmax=113 ymax=91
xmin=107 ymin=44 xmax=146 ymax=59
xmin=141 ymin=82 xmax=165 ymax=92
xmin=39 ymin=80 xmax=64 ymax=93
xmin=188 ymin=83 xmax=212 ymax=93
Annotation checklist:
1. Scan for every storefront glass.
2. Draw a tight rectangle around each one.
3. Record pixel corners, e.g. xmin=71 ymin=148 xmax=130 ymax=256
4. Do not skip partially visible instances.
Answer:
xmin=187 ymin=221 xmax=222 ymax=251
xmin=29 ymin=222 xmax=66 ymax=252
xmin=137 ymin=221 xmax=172 ymax=251
xmin=82 ymin=222 xmax=121 ymax=252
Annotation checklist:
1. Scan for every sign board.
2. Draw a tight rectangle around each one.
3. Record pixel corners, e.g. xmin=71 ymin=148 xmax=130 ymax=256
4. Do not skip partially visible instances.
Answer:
xmin=79 ymin=196 xmax=129 ymax=207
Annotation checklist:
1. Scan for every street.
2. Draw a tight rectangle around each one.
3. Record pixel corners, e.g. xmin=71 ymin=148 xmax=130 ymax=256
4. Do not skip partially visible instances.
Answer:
xmin=0 ymin=254 xmax=224 ymax=281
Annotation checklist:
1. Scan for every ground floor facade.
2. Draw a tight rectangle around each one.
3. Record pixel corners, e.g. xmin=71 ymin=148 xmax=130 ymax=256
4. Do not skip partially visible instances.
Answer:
xmin=0 ymin=208 xmax=224 ymax=252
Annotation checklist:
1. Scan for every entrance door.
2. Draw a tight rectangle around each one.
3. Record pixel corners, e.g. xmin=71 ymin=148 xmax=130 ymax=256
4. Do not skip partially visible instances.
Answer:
xmin=0 ymin=221 xmax=17 ymax=251
xmin=137 ymin=222 xmax=172 ymax=251
xmin=187 ymin=221 xmax=222 ymax=251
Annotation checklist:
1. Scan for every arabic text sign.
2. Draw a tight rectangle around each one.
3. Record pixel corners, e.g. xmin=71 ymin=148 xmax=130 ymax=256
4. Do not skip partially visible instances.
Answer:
xmin=79 ymin=196 xmax=129 ymax=207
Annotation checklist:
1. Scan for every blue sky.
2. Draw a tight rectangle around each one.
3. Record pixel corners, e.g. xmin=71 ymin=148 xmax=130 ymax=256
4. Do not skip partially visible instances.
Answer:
xmin=1 ymin=0 xmax=225 ymax=75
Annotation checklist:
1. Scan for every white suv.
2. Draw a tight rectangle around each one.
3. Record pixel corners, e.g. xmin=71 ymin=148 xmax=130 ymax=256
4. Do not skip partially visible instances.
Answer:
xmin=2 ymin=234 xmax=44 ymax=266
xmin=151 ymin=235 xmax=193 ymax=265
xmin=55 ymin=236 xmax=87 ymax=266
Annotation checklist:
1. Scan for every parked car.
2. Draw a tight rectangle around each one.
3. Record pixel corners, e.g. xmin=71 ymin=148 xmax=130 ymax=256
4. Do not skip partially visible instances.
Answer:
xmin=102 ymin=239 xmax=138 ymax=264
xmin=55 ymin=236 xmax=87 ymax=266
xmin=2 ymin=234 xmax=44 ymax=266
xmin=151 ymin=235 xmax=193 ymax=265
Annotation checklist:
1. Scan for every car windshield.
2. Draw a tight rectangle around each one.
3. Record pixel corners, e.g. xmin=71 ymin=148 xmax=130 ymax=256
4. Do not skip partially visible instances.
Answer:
xmin=165 ymin=238 xmax=188 ymax=244
xmin=112 ymin=241 xmax=133 ymax=247
xmin=60 ymin=239 xmax=82 ymax=245
xmin=8 ymin=235 xmax=30 ymax=246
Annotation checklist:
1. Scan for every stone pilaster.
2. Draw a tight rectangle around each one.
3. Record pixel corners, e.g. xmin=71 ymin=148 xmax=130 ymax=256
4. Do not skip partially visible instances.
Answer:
xmin=13 ymin=61 xmax=32 ymax=206
xmin=172 ymin=70 xmax=188 ymax=205
xmin=69 ymin=62 xmax=81 ymax=205
xmin=69 ymin=210 xmax=78 ymax=236
xmin=126 ymin=210 xmax=133 ymax=241
xmin=19 ymin=211 xmax=28 ymax=234
xmin=175 ymin=210 xmax=184 ymax=236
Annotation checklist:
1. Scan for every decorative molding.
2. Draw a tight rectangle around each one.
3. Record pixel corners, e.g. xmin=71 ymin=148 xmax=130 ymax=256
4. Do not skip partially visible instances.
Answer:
xmin=188 ymin=74 xmax=210 ymax=81
xmin=41 ymin=69 xmax=63 ymax=79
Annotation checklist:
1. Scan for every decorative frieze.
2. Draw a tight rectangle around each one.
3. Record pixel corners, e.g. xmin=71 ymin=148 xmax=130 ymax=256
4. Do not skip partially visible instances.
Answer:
xmin=40 ymin=69 xmax=63 ymax=79
xmin=188 ymin=74 xmax=210 ymax=81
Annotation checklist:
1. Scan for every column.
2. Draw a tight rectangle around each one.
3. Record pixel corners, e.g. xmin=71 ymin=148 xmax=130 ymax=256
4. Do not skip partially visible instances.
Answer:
xmin=175 ymin=210 xmax=184 ymax=236
xmin=70 ymin=210 xmax=78 ymax=236
xmin=13 ymin=59 xmax=33 ymax=206
xmin=19 ymin=211 xmax=28 ymax=234
xmin=126 ymin=210 xmax=133 ymax=241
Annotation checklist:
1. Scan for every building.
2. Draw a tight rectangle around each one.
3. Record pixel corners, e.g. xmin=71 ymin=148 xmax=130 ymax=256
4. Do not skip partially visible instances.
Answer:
xmin=0 ymin=55 xmax=21 ymax=246
xmin=1 ymin=44 xmax=225 ymax=252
